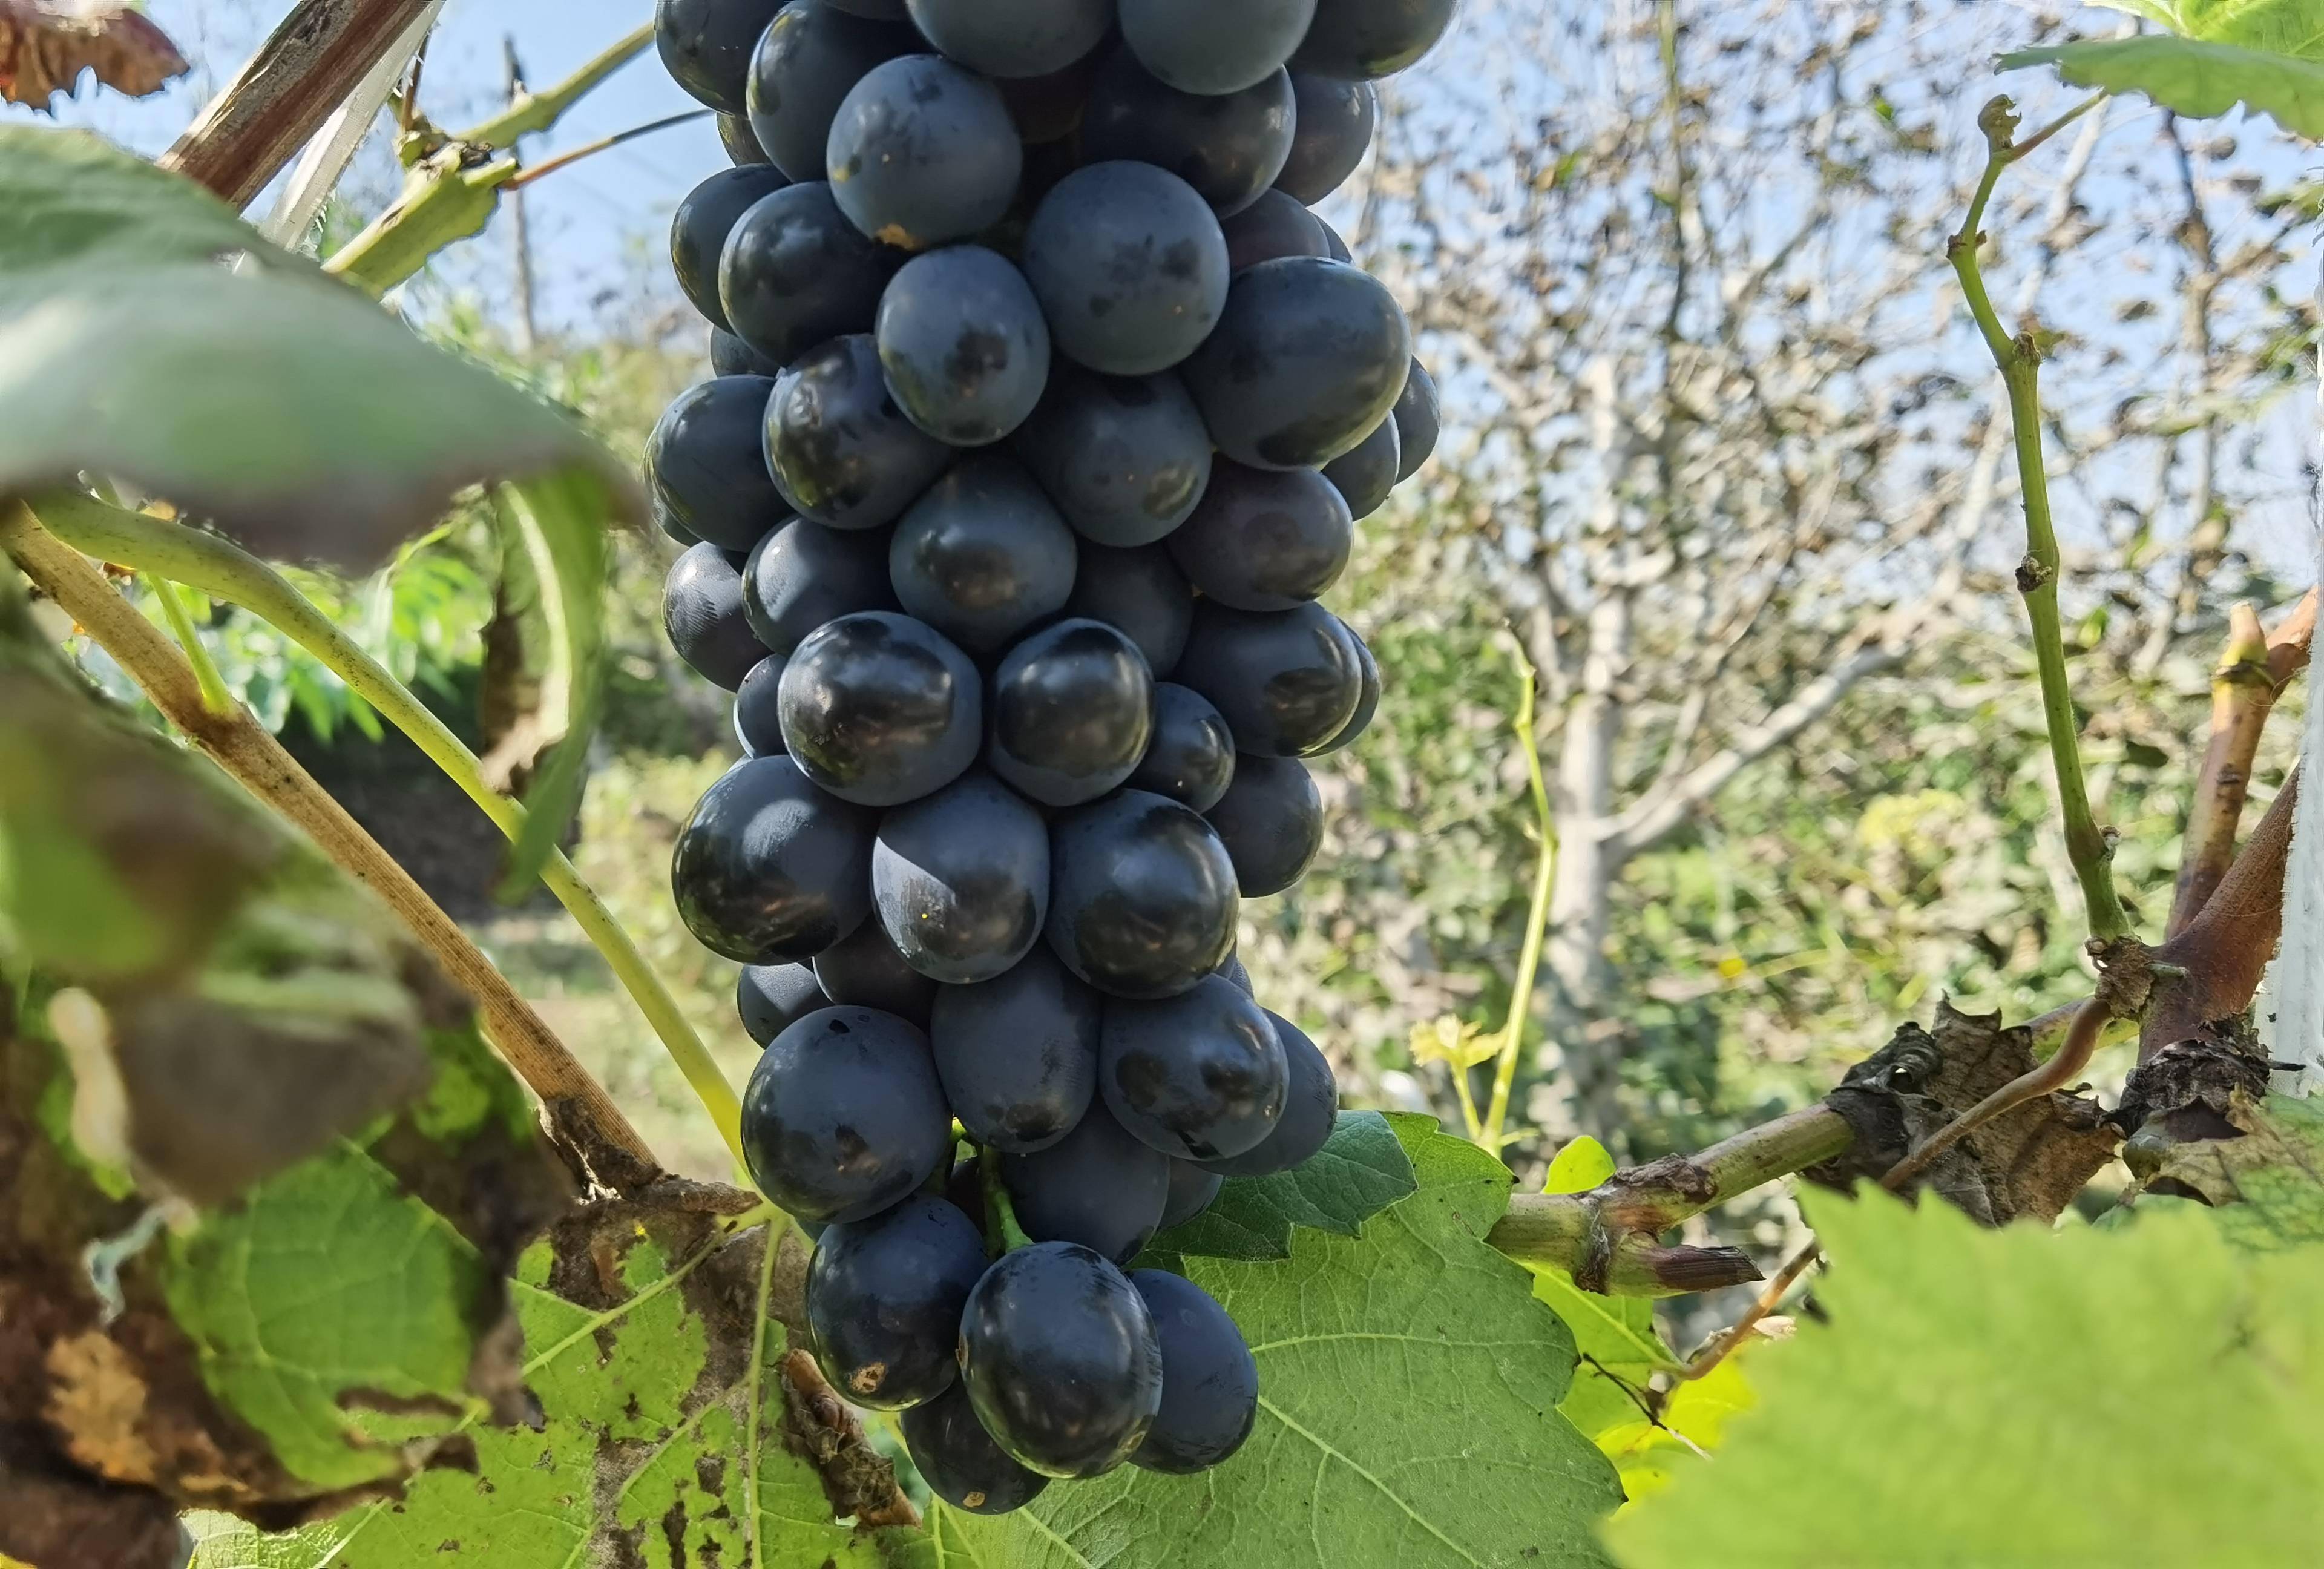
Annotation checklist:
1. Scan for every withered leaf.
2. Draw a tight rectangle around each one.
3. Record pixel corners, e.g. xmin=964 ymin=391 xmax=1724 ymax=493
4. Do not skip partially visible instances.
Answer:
xmin=0 ymin=0 xmax=188 ymax=110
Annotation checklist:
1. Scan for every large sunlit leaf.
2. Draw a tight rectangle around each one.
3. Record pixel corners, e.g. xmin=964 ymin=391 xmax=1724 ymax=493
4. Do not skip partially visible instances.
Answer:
xmin=2003 ymin=0 xmax=2324 ymax=140
xmin=1144 ymin=1109 xmax=1419 ymax=1262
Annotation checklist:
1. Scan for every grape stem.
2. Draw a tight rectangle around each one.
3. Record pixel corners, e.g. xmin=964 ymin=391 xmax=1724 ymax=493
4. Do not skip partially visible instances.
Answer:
xmin=978 ymin=1146 xmax=1033 ymax=1254
xmin=0 ymin=500 xmax=665 ymax=1188
xmin=1479 ymin=640 xmax=1557 ymax=1154
xmin=24 ymin=490 xmax=746 ymax=1171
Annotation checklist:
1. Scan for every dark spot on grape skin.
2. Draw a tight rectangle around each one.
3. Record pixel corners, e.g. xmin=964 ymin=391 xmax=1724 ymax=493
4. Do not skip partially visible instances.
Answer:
xmin=1159 ymin=240 xmax=1200 ymax=281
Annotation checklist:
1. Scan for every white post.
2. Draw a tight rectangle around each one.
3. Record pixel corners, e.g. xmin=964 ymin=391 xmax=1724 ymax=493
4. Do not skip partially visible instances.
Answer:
xmin=2265 ymin=258 xmax=2324 ymax=1095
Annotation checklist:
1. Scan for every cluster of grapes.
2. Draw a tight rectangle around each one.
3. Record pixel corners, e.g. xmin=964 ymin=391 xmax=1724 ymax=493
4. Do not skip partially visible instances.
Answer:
xmin=651 ymin=0 xmax=1448 ymax=1515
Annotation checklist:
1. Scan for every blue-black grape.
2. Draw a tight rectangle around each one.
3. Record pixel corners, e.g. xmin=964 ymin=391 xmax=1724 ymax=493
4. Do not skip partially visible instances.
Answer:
xmin=1221 ymin=188 xmax=1331 ymax=273
xmin=710 ymin=326 xmax=782 ymax=378
xmin=1318 ymin=215 xmax=1353 ymax=262
xmin=747 ymin=1 xmax=919 ymax=180
xmin=826 ymin=0 xmax=908 ymax=13
xmin=827 ymin=56 xmax=1023 ymax=249
xmin=674 ymin=166 xmax=789 ymax=331
xmin=738 ymin=961 xmax=827 ymax=1045
xmin=1119 ymin=0 xmax=1315 ymax=96
xmin=905 ymin=0 xmax=1112 ymax=78
xmin=873 ymin=768 xmax=1051 ymax=982
xmin=996 ymin=51 xmax=1101 ymax=143
xmin=657 ymin=0 xmax=786 ymax=114
xmin=1218 ymin=952 xmax=1254 ymax=994
xmin=1183 ymin=257 xmax=1413 ymax=469
xmin=901 ymin=1379 xmax=1049 ymax=1515
xmin=1166 ymin=459 xmax=1352 ymax=611
xmin=1062 ymin=542 xmax=1194 ymax=678
xmin=719 ymin=111 xmax=772 ymax=166
xmin=1322 ymin=411 xmax=1401 ymax=519
xmin=765 ymin=335 xmax=953 ymax=531
xmin=1202 ymin=1010 xmax=1338 ymax=1176
xmin=1276 ymin=73 xmax=1377 ymax=202
xmin=988 ymin=620 xmax=1155 ymax=808
xmin=1082 ymin=49 xmax=1296 ymax=218
xmin=672 ymin=755 xmax=875 ymax=961
xmin=928 ymin=945 xmax=1098 ymax=1153
xmin=813 ymin=913 xmax=939 ymax=1024
xmin=1160 ymin=1157 xmax=1224 ymax=1228
xmin=1128 ymin=683 xmax=1236 ymax=811
xmin=1047 ymin=789 xmax=1240 ymax=998
xmin=744 ymin=517 xmax=899 ymax=654
xmin=1392 ymin=355 xmax=1439 ymax=480
xmin=735 ymin=653 xmax=789 ymax=755
xmin=779 ymin=611 xmax=982 ymax=805
xmin=1206 ymin=753 xmax=1323 ymax=896
xmin=741 ymin=1005 xmax=951 ymax=1220
xmin=1311 ymin=620 xmax=1379 ymax=754
xmin=876 ymin=246 xmax=1052 ymax=446
xmin=722 ymin=184 xmax=907 ymax=367
xmin=648 ymin=377 xmax=790 ymax=552
xmin=1294 ymin=0 xmax=1459 ymax=79
xmin=665 ymin=540 xmax=773 ymax=691
xmin=1011 ymin=364 xmax=1213 ymax=547
xmin=960 ymin=1242 xmax=1163 ymax=1478
xmin=807 ymin=1192 xmax=988 ymax=1407
xmin=1022 ymin=164 xmax=1230 ymax=377
xmin=1000 ymin=1102 xmax=1170 ymax=1262
xmin=1175 ymin=599 xmax=1364 ymax=757
xmin=888 ymin=455 xmax=1077 ymax=654
xmin=1100 ymin=973 xmax=1287 ymax=1160
xmin=1129 ymin=1269 xmax=1258 ymax=1472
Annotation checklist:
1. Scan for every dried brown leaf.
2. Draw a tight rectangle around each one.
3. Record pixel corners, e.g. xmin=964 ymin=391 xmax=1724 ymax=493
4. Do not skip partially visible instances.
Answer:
xmin=0 ymin=0 xmax=188 ymax=110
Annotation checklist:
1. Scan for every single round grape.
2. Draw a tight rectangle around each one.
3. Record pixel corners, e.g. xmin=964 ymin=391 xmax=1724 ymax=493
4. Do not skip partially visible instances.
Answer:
xmin=813 ymin=914 xmax=939 ymax=1024
xmin=765 ymin=335 xmax=954 ymax=531
xmin=1011 ymin=364 xmax=1213 ymax=546
xmin=722 ymin=185 xmax=907 ymax=369
xmin=889 ymin=456 xmax=1077 ymax=655
xmin=988 ymin=620 xmax=1156 ymax=808
xmin=741 ymin=1005 xmax=951 ymax=1220
xmin=1129 ymin=685 xmax=1236 ymax=811
xmin=657 ymin=0 xmax=785 ymax=113
xmin=1100 ymin=974 xmax=1287 ymax=1160
xmin=1183 ymin=257 xmax=1413 ymax=469
xmin=1311 ymin=622 xmax=1379 ymax=754
xmin=1205 ymin=753 xmax=1322 ymax=896
xmin=710 ymin=326 xmax=782 ymax=378
xmin=1047 ymin=790 xmax=1239 ymax=998
xmin=929 ymin=945 xmax=1099 ymax=1153
xmin=744 ymin=518 xmax=899 ymax=655
xmin=1022 ymin=163 xmax=1230 ymax=377
xmin=1160 ymin=1158 xmax=1224 ymax=1228
xmin=961 ymin=1242 xmax=1163 ymax=1478
xmin=746 ymin=1 xmax=919 ymax=180
xmin=1129 ymin=1271 xmax=1258 ymax=1472
xmin=1293 ymin=0 xmax=1458 ymax=79
xmin=1392 ymin=355 xmax=1439 ymax=480
xmin=873 ymin=768 xmax=1050 ymax=982
xmin=807 ymin=1192 xmax=988 ymax=1408
xmin=1166 ymin=460 xmax=1352 ymax=611
xmin=1202 ymin=1010 xmax=1338 ymax=1176
xmin=876 ymin=247 xmax=1052 ymax=447
xmin=1322 ymin=412 xmax=1400 ymax=520
xmin=735 ymin=653 xmax=789 ymax=755
xmin=1221 ymin=188 xmax=1330 ymax=274
xmin=1276 ymin=73 xmax=1376 ymax=202
xmin=1063 ymin=543 xmax=1194 ymax=677
xmin=666 ymin=540 xmax=773 ymax=691
xmin=674 ymin=166 xmax=790 ymax=331
xmin=1119 ymin=0 xmax=1315 ymax=96
xmin=905 ymin=0 xmax=1112 ymax=78
xmin=779 ymin=611 xmax=982 ymax=805
xmin=672 ymin=755 xmax=875 ymax=961
xmin=1217 ymin=952 xmax=1254 ymax=995
xmin=1175 ymin=599 xmax=1364 ymax=757
xmin=827 ymin=56 xmax=1023 ymax=251
xmin=901 ymin=1379 xmax=1050 ymax=1515
xmin=1000 ymin=1102 xmax=1171 ymax=1261
xmin=648 ymin=377 xmax=790 ymax=553
xmin=738 ymin=961 xmax=827 ymax=1045
xmin=1082 ymin=50 xmax=1296 ymax=218
xmin=718 ymin=110 xmax=772 ymax=165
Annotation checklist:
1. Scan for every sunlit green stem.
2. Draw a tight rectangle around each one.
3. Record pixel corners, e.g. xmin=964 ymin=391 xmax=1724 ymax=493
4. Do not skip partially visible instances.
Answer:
xmin=30 ymin=490 xmax=745 ymax=1168
xmin=1481 ymin=648 xmax=1557 ymax=1153
xmin=148 ymin=574 xmax=234 ymax=715
xmin=450 ymin=22 xmax=654 ymax=150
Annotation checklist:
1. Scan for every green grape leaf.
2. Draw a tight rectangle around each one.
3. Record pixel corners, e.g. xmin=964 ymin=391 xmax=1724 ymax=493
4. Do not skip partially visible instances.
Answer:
xmin=2004 ymin=1 xmax=2324 ymax=141
xmin=1525 ymin=1138 xmax=1682 ymax=1444
xmin=1589 ymin=1355 xmax=1756 ymax=1512
xmin=2142 ymin=1090 xmax=2324 ymax=1249
xmin=1609 ymin=1188 xmax=2324 ymax=1565
xmin=944 ymin=1116 xmax=1623 ymax=1568
xmin=1143 ymin=1109 xmax=1419 ymax=1262
xmin=187 ymin=1206 xmax=924 ymax=1569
